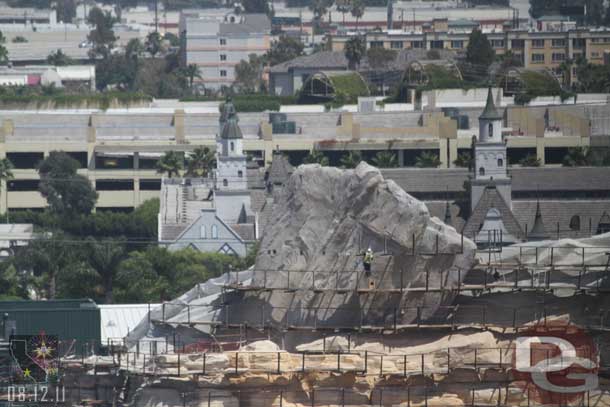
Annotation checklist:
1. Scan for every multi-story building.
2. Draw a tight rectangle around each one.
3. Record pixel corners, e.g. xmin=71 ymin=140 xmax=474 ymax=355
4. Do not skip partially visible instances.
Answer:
xmin=179 ymin=9 xmax=271 ymax=90
xmin=328 ymin=17 xmax=610 ymax=83
xmin=0 ymin=94 xmax=607 ymax=214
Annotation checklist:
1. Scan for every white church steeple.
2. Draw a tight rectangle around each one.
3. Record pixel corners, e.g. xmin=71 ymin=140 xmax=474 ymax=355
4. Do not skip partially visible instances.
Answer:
xmin=216 ymin=98 xmax=247 ymax=191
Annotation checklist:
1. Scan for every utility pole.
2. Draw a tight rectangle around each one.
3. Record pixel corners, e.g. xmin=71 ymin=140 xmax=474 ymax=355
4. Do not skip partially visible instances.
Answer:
xmin=154 ymin=0 xmax=159 ymax=33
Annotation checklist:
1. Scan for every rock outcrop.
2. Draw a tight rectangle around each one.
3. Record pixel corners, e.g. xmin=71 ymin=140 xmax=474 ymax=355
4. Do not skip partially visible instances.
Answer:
xmin=227 ymin=163 xmax=477 ymax=330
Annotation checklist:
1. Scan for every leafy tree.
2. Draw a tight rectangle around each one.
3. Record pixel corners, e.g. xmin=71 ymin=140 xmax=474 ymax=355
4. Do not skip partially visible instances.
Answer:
xmin=56 ymin=0 xmax=77 ymax=23
xmin=0 ymin=157 xmax=14 ymax=222
xmin=38 ymin=151 xmax=98 ymax=216
xmin=366 ymin=47 xmax=396 ymax=69
xmin=12 ymin=36 xmax=28 ymax=43
xmin=519 ymin=154 xmax=541 ymax=167
xmin=145 ymin=31 xmax=164 ymax=57
xmin=415 ymin=151 xmax=441 ymax=168
xmin=562 ymin=147 xmax=591 ymax=167
xmin=340 ymin=151 xmax=362 ymax=168
xmin=0 ymin=30 xmax=8 ymax=63
xmin=453 ymin=151 xmax=473 ymax=169
xmin=114 ymin=247 xmax=244 ymax=302
xmin=47 ymin=49 xmax=74 ymax=66
xmin=87 ymin=7 xmax=117 ymax=59
xmin=186 ymin=146 xmax=216 ymax=177
xmin=156 ymin=151 xmax=184 ymax=178
xmin=350 ymin=0 xmax=365 ymax=29
xmin=235 ymin=54 xmax=265 ymax=92
xmin=15 ymin=232 xmax=78 ymax=299
xmin=574 ymin=62 xmax=610 ymax=93
xmin=0 ymin=262 xmax=29 ymax=300
xmin=345 ymin=36 xmax=366 ymax=70
xmin=241 ymin=0 xmax=271 ymax=14
xmin=372 ymin=151 xmax=398 ymax=168
xmin=85 ymin=237 xmax=127 ymax=303
xmin=303 ymin=150 xmax=329 ymax=166
xmin=466 ymin=28 xmax=494 ymax=68
xmin=125 ymin=38 xmax=145 ymax=60
xmin=163 ymin=32 xmax=180 ymax=47
xmin=267 ymin=36 xmax=304 ymax=66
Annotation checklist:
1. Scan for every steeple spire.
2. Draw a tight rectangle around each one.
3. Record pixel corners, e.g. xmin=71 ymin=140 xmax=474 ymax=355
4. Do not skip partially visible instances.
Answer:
xmin=528 ymin=197 xmax=549 ymax=241
xmin=479 ymin=87 xmax=502 ymax=121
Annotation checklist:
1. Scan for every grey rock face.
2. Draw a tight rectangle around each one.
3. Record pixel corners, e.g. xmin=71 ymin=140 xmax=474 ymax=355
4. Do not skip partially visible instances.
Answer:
xmin=230 ymin=162 xmax=477 ymax=329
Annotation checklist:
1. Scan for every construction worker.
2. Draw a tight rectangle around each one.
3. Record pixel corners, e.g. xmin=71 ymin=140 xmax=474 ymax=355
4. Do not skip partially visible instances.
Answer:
xmin=363 ymin=248 xmax=374 ymax=273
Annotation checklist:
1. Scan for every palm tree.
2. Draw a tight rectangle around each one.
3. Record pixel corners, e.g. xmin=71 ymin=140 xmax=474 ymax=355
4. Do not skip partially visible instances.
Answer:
xmin=519 ymin=154 xmax=541 ymax=167
xmin=415 ymin=151 xmax=441 ymax=168
xmin=350 ymin=0 xmax=364 ymax=30
xmin=85 ymin=237 xmax=126 ymax=303
xmin=0 ymin=158 xmax=14 ymax=223
xmin=558 ymin=59 xmax=573 ymax=88
xmin=562 ymin=147 xmax=590 ymax=167
xmin=345 ymin=36 xmax=365 ymax=70
xmin=452 ymin=151 xmax=472 ymax=169
xmin=372 ymin=151 xmax=398 ymax=168
xmin=340 ymin=150 xmax=362 ymax=168
xmin=182 ymin=64 xmax=202 ymax=89
xmin=336 ymin=0 xmax=350 ymax=24
xmin=186 ymin=146 xmax=216 ymax=177
xmin=145 ymin=31 xmax=163 ymax=57
xmin=303 ymin=150 xmax=329 ymax=166
xmin=156 ymin=151 xmax=184 ymax=178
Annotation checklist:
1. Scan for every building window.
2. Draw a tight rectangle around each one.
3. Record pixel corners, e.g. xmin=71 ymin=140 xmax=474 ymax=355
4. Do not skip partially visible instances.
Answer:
xmin=230 ymin=141 xmax=234 ymax=152
xmin=491 ymin=39 xmax=504 ymax=48
xmin=220 ymin=54 xmax=227 ymax=61
xmin=370 ymin=41 xmax=383 ymax=48
xmin=451 ymin=40 xmax=463 ymax=49
xmin=531 ymin=53 xmax=545 ymax=63
xmin=573 ymin=38 xmax=585 ymax=49
xmin=479 ymin=167 xmax=485 ymax=176
xmin=591 ymin=51 xmax=601 ymax=59
xmin=551 ymin=38 xmax=566 ymax=47
xmin=429 ymin=40 xmax=444 ymax=49
xmin=511 ymin=39 xmax=524 ymax=49
xmin=223 ymin=179 xmax=228 ymax=187
xmin=390 ymin=41 xmax=403 ymax=49
xmin=238 ymin=170 xmax=243 ymax=178
xmin=531 ymin=39 xmax=545 ymax=48
xmin=220 ymin=70 xmax=227 ymax=77
xmin=488 ymin=123 xmax=493 ymax=138
xmin=569 ymin=215 xmax=580 ymax=231
xmin=200 ymin=225 xmax=206 ymax=238
xmin=220 ymin=38 xmax=226 ymax=45
xmin=552 ymin=53 xmax=565 ymax=62
xmin=497 ymin=158 xmax=503 ymax=167
xmin=411 ymin=41 xmax=423 ymax=48
xmin=211 ymin=224 xmax=218 ymax=239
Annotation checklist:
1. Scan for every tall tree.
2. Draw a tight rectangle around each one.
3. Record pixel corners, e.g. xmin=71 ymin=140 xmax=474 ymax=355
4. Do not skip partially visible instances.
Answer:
xmin=38 ymin=152 xmax=98 ymax=216
xmin=47 ymin=49 xmax=74 ymax=66
xmin=345 ymin=36 xmax=366 ymax=70
xmin=186 ymin=146 xmax=216 ymax=177
xmin=87 ymin=7 xmax=117 ymax=59
xmin=372 ymin=151 xmax=397 ymax=168
xmin=145 ymin=31 xmax=164 ymax=57
xmin=234 ymin=54 xmax=265 ymax=92
xmin=266 ymin=36 xmax=304 ymax=66
xmin=0 ymin=30 xmax=8 ymax=63
xmin=350 ymin=0 xmax=365 ymax=29
xmin=156 ymin=151 xmax=184 ymax=178
xmin=336 ymin=0 xmax=350 ymax=24
xmin=466 ymin=28 xmax=494 ymax=68
xmin=0 ymin=158 xmax=14 ymax=223
xmin=181 ymin=64 xmax=202 ymax=89
xmin=85 ymin=237 xmax=127 ymax=303
xmin=309 ymin=0 xmax=334 ymax=30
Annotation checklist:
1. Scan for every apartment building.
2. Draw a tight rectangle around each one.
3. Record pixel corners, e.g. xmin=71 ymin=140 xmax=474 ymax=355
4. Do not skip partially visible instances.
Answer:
xmin=329 ymin=17 xmax=610 ymax=81
xmin=0 ymin=95 xmax=605 ymax=213
xmin=180 ymin=10 xmax=271 ymax=90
